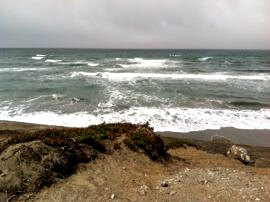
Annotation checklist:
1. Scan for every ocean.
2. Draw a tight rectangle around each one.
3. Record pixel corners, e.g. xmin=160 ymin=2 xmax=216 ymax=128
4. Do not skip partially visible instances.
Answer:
xmin=0 ymin=48 xmax=269 ymax=132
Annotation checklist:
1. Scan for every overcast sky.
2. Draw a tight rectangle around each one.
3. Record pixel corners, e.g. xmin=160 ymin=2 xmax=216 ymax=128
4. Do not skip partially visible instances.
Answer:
xmin=0 ymin=0 xmax=269 ymax=49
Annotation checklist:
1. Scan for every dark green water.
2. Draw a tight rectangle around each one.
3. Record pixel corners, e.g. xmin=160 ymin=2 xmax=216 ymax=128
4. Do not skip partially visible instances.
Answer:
xmin=0 ymin=49 xmax=269 ymax=131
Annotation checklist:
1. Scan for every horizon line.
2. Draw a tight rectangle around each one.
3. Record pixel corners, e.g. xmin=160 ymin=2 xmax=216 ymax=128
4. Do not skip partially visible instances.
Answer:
xmin=0 ymin=47 xmax=270 ymax=51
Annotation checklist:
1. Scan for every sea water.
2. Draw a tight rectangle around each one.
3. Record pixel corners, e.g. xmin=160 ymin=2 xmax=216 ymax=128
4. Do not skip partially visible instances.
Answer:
xmin=0 ymin=49 xmax=269 ymax=132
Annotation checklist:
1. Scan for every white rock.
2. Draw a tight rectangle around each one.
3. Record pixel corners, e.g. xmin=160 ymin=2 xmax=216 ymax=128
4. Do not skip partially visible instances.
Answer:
xmin=227 ymin=145 xmax=252 ymax=163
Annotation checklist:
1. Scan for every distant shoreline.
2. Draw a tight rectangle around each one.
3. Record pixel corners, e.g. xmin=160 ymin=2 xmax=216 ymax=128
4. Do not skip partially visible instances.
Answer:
xmin=158 ymin=127 xmax=270 ymax=147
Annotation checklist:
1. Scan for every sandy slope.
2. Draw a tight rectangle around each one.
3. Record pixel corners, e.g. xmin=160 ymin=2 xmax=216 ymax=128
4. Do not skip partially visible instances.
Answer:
xmin=18 ymin=146 xmax=270 ymax=202
xmin=0 ymin=121 xmax=270 ymax=202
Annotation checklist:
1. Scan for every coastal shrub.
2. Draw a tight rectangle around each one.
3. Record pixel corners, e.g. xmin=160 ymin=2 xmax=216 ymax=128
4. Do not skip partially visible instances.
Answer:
xmin=0 ymin=123 xmax=141 ymax=154
xmin=124 ymin=127 xmax=167 ymax=160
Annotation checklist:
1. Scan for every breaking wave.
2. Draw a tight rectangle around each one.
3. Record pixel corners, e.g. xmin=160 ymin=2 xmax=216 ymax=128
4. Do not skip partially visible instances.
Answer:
xmin=118 ymin=58 xmax=169 ymax=68
xmin=87 ymin=62 xmax=99 ymax=67
xmin=45 ymin=59 xmax=62 ymax=63
xmin=0 ymin=107 xmax=269 ymax=132
xmin=31 ymin=54 xmax=46 ymax=60
xmin=70 ymin=72 xmax=270 ymax=81
xmin=198 ymin=57 xmax=213 ymax=61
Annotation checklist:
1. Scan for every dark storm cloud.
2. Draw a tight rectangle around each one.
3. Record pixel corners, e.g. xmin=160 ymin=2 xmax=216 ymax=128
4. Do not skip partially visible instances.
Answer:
xmin=0 ymin=0 xmax=269 ymax=49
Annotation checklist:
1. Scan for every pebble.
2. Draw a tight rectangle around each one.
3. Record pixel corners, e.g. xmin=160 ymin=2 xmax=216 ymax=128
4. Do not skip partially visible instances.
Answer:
xmin=111 ymin=194 xmax=115 ymax=199
xmin=138 ymin=185 xmax=148 ymax=195
xmin=169 ymin=191 xmax=177 ymax=196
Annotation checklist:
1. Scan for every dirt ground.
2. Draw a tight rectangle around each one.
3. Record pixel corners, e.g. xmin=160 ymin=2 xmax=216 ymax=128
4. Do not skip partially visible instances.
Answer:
xmin=17 ymin=146 xmax=270 ymax=202
xmin=0 ymin=121 xmax=270 ymax=202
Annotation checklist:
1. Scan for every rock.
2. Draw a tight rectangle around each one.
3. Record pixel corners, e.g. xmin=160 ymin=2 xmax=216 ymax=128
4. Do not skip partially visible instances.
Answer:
xmin=227 ymin=145 xmax=252 ymax=164
xmin=161 ymin=180 xmax=169 ymax=187
xmin=199 ymin=180 xmax=208 ymax=185
xmin=111 ymin=194 xmax=115 ymax=199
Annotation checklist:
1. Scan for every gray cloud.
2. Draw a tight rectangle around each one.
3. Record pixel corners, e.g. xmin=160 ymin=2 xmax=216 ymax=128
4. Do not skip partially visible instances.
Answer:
xmin=0 ymin=0 xmax=269 ymax=49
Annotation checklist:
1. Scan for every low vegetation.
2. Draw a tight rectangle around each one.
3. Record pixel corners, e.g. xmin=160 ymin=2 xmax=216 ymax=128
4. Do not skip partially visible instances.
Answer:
xmin=124 ymin=127 xmax=167 ymax=160
xmin=0 ymin=123 xmax=140 ymax=154
xmin=0 ymin=123 xmax=168 ymax=198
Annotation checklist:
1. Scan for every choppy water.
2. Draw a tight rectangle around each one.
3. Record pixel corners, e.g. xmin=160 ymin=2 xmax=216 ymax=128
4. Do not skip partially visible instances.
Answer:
xmin=0 ymin=49 xmax=270 ymax=132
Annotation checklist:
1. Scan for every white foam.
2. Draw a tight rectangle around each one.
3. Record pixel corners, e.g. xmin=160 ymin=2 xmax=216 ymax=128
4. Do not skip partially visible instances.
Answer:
xmin=97 ymin=89 xmax=126 ymax=109
xmin=25 ymin=94 xmax=63 ymax=103
xmin=70 ymin=72 xmax=270 ymax=81
xmin=45 ymin=59 xmax=62 ymax=63
xmin=56 ymin=61 xmax=99 ymax=66
xmin=32 ymin=56 xmax=45 ymax=60
xmin=32 ymin=54 xmax=46 ymax=60
xmin=118 ymin=58 xmax=169 ymax=68
xmin=70 ymin=72 xmax=97 ymax=78
xmin=59 ymin=61 xmax=86 ymax=65
xmin=0 ymin=107 xmax=269 ymax=132
xmin=198 ymin=57 xmax=213 ymax=61
xmin=52 ymin=94 xmax=62 ymax=100
xmin=103 ymin=68 xmax=122 ymax=72
xmin=87 ymin=62 xmax=99 ymax=67
xmin=0 ymin=68 xmax=48 ymax=72
xmin=25 ymin=96 xmax=47 ymax=103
